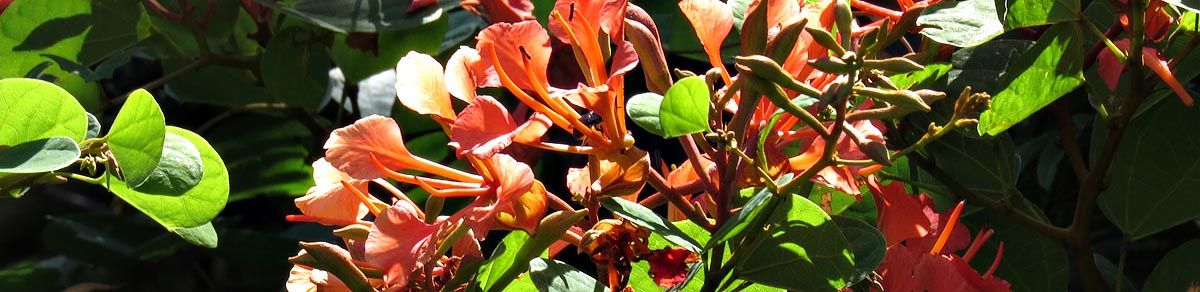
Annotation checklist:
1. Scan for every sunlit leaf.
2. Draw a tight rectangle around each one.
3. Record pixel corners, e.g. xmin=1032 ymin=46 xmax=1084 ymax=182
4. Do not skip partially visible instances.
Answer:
xmin=917 ymin=0 xmax=1005 ymax=47
xmin=131 ymin=132 xmax=204 ymax=195
xmin=0 ymin=78 xmax=88 ymax=146
xmin=996 ymin=0 xmax=1080 ymax=28
xmin=170 ymin=222 xmax=217 ymax=248
xmin=979 ymin=22 xmax=1084 ymax=136
xmin=602 ymin=197 xmax=702 ymax=252
xmin=626 ymin=92 xmax=666 ymax=137
xmin=659 ymin=76 xmax=711 ymax=138
xmin=104 ymin=127 xmax=228 ymax=231
xmin=529 ymin=258 xmax=608 ymax=292
xmin=254 ymin=0 xmax=443 ymax=33
xmin=477 ymin=210 xmax=587 ymax=292
xmin=106 ymin=89 xmax=165 ymax=188
xmin=0 ymin=137 xmax=80 ymax=174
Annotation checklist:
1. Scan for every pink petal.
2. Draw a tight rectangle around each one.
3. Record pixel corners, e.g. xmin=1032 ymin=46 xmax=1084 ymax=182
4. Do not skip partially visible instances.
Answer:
xmin=366 ymin=200 xmax=440 ymax=286
xmin=679 ymin=0 xmax=734 ymax=69
xmin=445 ymin=47 xmax=486 ymax=102
xmin=324 ymin=115 xmax=415 ymax=179
xmin=477 ymin=21 xmax=552 ymax=93
xmin=449 ymin=95 xmax=518 ymax=159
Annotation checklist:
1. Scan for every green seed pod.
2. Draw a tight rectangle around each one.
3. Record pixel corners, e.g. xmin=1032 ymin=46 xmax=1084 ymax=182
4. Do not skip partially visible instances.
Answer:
xmin=804 ymin=26 xmax=846 ymax=56
xmin=863 ymin=57 xmax=925 ymax=73
xmin=835 ymin=0 xmax=853 ymax=50
xmin=809 ymin=56 xmax=856 ymax=74
xmin=855 ymin=87 xmax=931 ymax=112
xmin=734 ymin=55 xmax=823 ymax=97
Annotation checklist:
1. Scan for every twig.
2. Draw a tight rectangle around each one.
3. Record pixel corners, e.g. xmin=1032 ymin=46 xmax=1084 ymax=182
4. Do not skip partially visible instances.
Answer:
xmin=645 ymin=168 xmax=714 ymax=230
xmin=1051 ymin=101 xmax=1089 ymax=184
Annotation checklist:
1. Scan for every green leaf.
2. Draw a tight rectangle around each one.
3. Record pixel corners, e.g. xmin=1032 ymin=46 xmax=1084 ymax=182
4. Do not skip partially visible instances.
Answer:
xmin=1096 ymin=102 xmax=1200 ymax=239
xmin=1164 ymin=0 xmax=1200 ymax=13
xmin=261 ymin=27 xmax=332 ymax=111
xmin=736 ymin=194 xmax=854 ymax=291
xmin=969 ymin=198 xmax=1069 ymax=292
xmin=890 ymin=63 xmax=952 ymax=90
xmin=163 ymin=60 xmax=272 ymax=108
xmin=0 ymin=137 xmax=80 ymax=173
xmin=0 ymin=261 xmax=63 ymax=292
xmin=170 ymin=222 xmax=217 ymax=248
xmin=601 ymin=197 xmax=702 ymax=252
xmin=995 ymin=0 xmax=1080 ymax=28
xmin=330 ymin=16 xmax=447 ymax=83
xmin=1143 ymin=240 xmax=1200 ymax=292
xmin=979 ymin=22 xmax=1084 ymax=136
xmin=254 ymin=0 xmax=443 ymax=33
xmin=528 ymin=258 xmax=608 ymax=292
xmin=477 ymin=210 xmax=587 ymax=292
xmin=206 ymin=113 xmax=315 ymax=201
xmin=659 ymin=76 xmax=712 ymax=138
xmin=830 ymin=216 xmax=884 ymax=287
xmin=298 ymin=242 xmax=373 ymax=292
xmin=106 ymin=89 xmax=165 ymax=188
xmin=84 ymin=112 xmax=100 ymax=140
xmin=917 ymin=0 xmax=1005 ymax=47
xmin=104 ymin=126 xmax=228 ymax=230
xmin=0 ymin=78 xmax=88 ymax=145
xmin=709 ymin=174 xmax=793 ymax=249
xmin=946 ymin=39 xmax=1034 ymax=96
xmin=626 ymin=92 xmax=666 ymax=137
xmin=131 ymin=132 xmax=204 ymax=195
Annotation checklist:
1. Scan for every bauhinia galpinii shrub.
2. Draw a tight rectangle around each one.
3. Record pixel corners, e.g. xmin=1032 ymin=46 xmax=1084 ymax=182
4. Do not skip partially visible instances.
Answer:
xmin=280 ymin=0 xmax=1199 ymax=291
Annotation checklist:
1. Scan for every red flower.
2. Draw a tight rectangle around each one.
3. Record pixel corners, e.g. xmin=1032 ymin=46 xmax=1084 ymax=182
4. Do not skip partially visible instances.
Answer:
xmin=645 ymin=247 xmax=700 ymax=288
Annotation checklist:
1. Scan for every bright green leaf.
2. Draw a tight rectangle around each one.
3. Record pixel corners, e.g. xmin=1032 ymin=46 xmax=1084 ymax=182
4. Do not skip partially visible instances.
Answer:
xmin=0 ymin=78 xmax=88 ymax=145
xmin=262 ymin=27 xmax=332 ymax=111
xmin=529 ymin=258 xmax=608 ymax=292
xmin=132 ymin=133 xmax=204 ymax=195
xmin=626 ymin=92 xmax=666 ymax=137
xmin=736 ymin=194 xmax=854 ymax=291
xmin=831 ymin=216 xmax=885 ymax=287
xmin=254 ymin=0 xmax=442 ymax=33
xmin=979 ymin=22 xmax=1084 ymax=136
xmin=171 ymin=222 xmax=217 ymax=248
xmin=104 ymin=126 xmax=228 ymax=230
xmin=995 ymin=0 xmax=1080 ymax=28
xmin=890 ymin=63 xmax=951 ymax=90
xmin=917 ymin=0 xmax=1005 ymax=47
xmin=477 ymin=210 xmax=587 ymax=292
xmin=1164 ymin=0 xmax=1200 ymax=13
xmin=0 ymin=137 xmax=80 ymax=174
xmin=1143 ymin=240 xmax=1200 ymax=292
xmin=1096 ymin=102 xmax=1200 ymax=239
xmin=601 ymin=197 xmax=702 ymax=252
xmin=709 ymin=174 xmax=793 ymax=249
xmin=660 ymin=76 xmax=711 ymax=138
xmin=106 ymin=89 xmax=165 ymax=188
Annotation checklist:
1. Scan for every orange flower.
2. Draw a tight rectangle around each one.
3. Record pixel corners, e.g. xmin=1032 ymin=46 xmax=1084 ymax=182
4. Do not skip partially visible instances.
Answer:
xmin=873 ymin=201 xmax=1011 ymax=292
xmin=1098 ymin=39 xmax=1194 ymax=106
xmin=292 ymin=159 xmax=378 ymax=226
xmin=788 ymin=120 xmax=887 ymax=197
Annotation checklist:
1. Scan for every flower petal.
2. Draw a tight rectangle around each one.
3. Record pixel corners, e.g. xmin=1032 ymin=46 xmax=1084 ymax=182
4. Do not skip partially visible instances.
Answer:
xmin=395 ymin=52 xmax=455 ymax=121
xmin=445 ymin=47 xmax=491 ymax=102
xmin=449 ymin=95 xmax=518 ymax=159
xmin=679 ymin=0 xmax=734 ymax=70
xmin=366 ymin=200 xmax=440 ymax=286
xmin=324 ymin=115 xmax=416 ymax=179
xmin=477 ymin=21 xmax=552 ymax=93
xmin=866 ymin=176 xmax=932 ymax=246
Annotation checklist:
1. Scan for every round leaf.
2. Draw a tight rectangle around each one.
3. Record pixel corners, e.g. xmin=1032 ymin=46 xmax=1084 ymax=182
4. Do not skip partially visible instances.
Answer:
xmin=626 ymin=92 xmax=666 ymax=137
xmin=917 ymin=0 xmax=1005 ymax=47
xmin=106 ymin=89 xmax=165 ymax=188
xmin=0 ymin=78 xmax=88 ymax=146
xmin=660 ymin=76 xmax=712 ymax=138
xmin=736 ymin=194 xmax=854 ymax=291
xmin=132 ymin=132 xmax=204 ymax=195
xmin=104 ymin=126 xmax=228 ymax=229
xmin=0 ymin=136 xmax=81 ymax=173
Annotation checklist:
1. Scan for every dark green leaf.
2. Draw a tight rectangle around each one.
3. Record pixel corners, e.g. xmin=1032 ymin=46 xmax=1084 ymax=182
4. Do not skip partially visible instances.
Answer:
xmin=1094 ymin=254 xmax=1139 ymax=292
xmin=1143 ymin=240 xmax=1200 ymax=292
xmin=923 ymin=131 xmax=1020 ymax=200
xmin=477 ymin=210 xmax=587 ymax=292
xmin=601 ymin=197 xmax=702 ymax=252
xmin=529 ymin=258 xmax=608 ymax=292
xmin=0 ymin=261 xmax=62 ymax=292
xmin=626 ymin=92 xmax=666 ymax=137
xmin=831 ymin=216 xmax=885 ymax=287
xmin=163 ymin=60 xmax=272 ymax=107
xmin=0 ymin=78 xmax=88 ymax=145
xmin=254 ymin=0 xmax=443 ymax=33
xmin=0 ymin=136 xmax=80 ymax=173
xmin=132 ymin=132 xmax=204 ymax=195
xmin=330 ymin=15 xmax=447 ymax=83
xmin=970 ymin=198 xmax=1068 ymax=292
xmin=709 ymin=174 xmax=793 ymax=249
xmin=104 ymin=126 xmax=228 ymax=230
xmin=170 ymin=222 xmax=217 ymax=248
xmin=206 ymin=113 xmax=315 ymax=201
xmin=262 ymin=27 xmax=332 ymax=111
xmin=736 ymin=194 xmax=854 ymax=291
xmin=979 ymin=22 xmax=1084 ymax=136
xmin=1096 ymin=102 xmax=1200 ymax=239
xmin=995 ymin=0 xmax=1080 ymax=28
xmin=946 ymin=39 xmax=1034 ymax=96
xmin=917 ymin=0 xmax=1005 ymax=47
xmin=659 ymin=76 xmax=711 ymax=138
xmin=106 ymin=89 xmax=165 ymax=188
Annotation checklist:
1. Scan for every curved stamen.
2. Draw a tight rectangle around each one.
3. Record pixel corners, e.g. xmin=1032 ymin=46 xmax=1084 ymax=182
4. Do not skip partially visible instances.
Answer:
xmin=370 ymin=155 xmax=481 ymax=189
xmin=963 ymin=228 xmax=995 ymax=261
xmin=486 ymin=46 xmax=575 ymax=130
xmin=414 ymin=177 xmax=490 ymax=198
xmin=982 ymin=242 xmax=1005 ymax=279
xmin=930 ymin=201 xmax=965 ymax=255
xmin=342 ymin=180 xmax=383 ymax=216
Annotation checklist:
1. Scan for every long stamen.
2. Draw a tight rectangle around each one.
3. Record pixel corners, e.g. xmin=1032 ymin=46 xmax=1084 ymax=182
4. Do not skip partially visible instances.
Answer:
xmin=370 ymin=155 xmax=481 ymax=189
xmin=930 ymin=201 xmax=966 ymax=255
xmin=285 ymin=215 xmax=320 ymax=223
xmin=982 ymin=242 xmax=1005 ymax=279
xmin=516 ymin=139 xmax=606 ymax=155
xmin=963 ymin=228 xmax=995 ymax=261
xmin=551 ymin=10 xmax=608 ymax=84
xmin=342 ymin=180 xmax=383 ymax=216
xmin=414 ymin=177 xmax=490 ymax=197
xmin=518 ymin=54 xmax=612 ymax=146
xmin=486 ymin=46 xmax=575 ymax=130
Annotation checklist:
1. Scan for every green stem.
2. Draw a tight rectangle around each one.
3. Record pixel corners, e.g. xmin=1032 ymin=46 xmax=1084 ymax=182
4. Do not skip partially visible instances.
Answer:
xmin=1082 ymin=17 xmax=1128 ymax=64
xmin=61 ymin=172 xmax=103 ymax=185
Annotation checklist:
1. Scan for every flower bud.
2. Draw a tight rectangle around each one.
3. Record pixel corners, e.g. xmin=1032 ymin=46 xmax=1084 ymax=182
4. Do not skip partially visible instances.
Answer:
xmin=856 ymin=87 xmax=931 ymax=112
xmin=809 ymin=56 xmax=856 ymax=74
xmin=863 ymin=57 xmax=925 ymax=73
